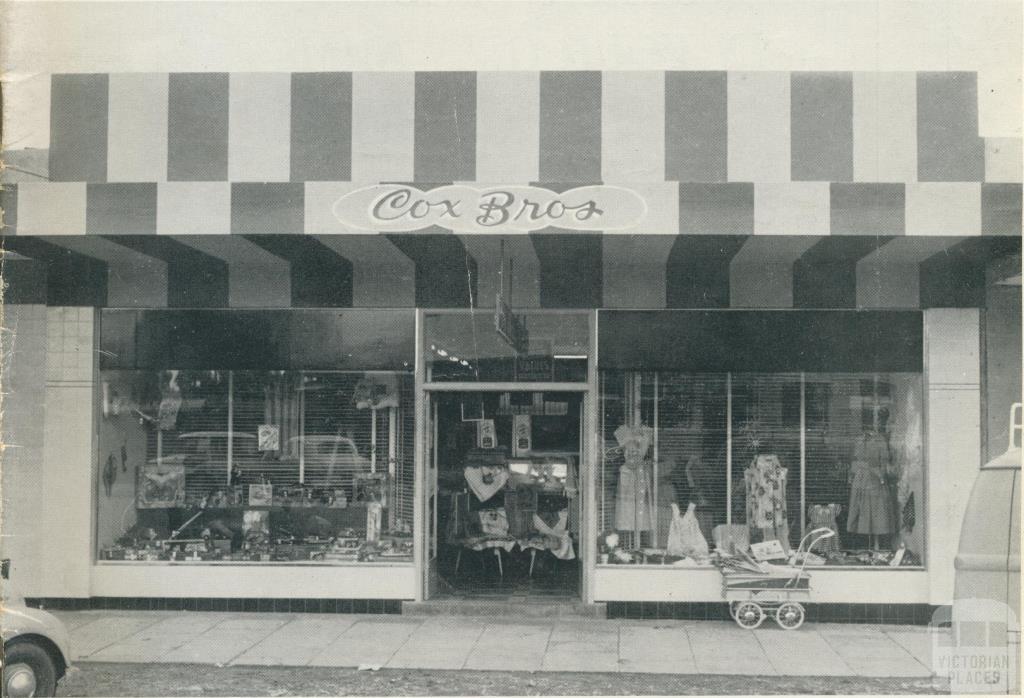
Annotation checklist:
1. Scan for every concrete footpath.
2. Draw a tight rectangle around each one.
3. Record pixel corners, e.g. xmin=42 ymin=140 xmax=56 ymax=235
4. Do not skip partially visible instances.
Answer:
xmin=53 ymin=610 xmax=941 ymax=678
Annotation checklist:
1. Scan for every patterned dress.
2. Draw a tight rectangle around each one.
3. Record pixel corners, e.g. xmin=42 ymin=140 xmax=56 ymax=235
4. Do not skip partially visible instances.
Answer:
xmin=805 ymin=503 xmax=842 ymax=553
xmin=744 ymin=454 xmax=790 ymax=551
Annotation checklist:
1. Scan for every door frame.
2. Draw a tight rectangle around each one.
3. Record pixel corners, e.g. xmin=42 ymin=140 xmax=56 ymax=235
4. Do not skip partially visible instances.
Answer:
xmin=416 ymin=382 xmax=596 ymax=602
xmin=413 ymin=308 xmax=600 ymax=604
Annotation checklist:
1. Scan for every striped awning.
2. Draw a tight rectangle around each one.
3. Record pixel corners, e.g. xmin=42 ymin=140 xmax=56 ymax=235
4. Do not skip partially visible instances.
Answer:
xmin=0 ymin=71 xmax=1020 ymax=238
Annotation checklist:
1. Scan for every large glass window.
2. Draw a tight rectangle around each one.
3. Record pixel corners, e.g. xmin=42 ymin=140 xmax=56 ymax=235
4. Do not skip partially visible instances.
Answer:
xmin=97 ymin=370 xmax=414 ymax=564
xmin=599 ymin=371 xmax=924 ymax=568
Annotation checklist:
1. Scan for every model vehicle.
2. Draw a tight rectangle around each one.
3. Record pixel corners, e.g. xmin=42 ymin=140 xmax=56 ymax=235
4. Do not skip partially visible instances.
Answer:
xmin=1 ymin=559 xmax=72 ymax=697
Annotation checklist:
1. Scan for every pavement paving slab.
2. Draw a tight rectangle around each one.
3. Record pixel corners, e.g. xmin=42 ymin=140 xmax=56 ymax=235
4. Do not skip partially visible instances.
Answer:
xmin=52 ymin=610 xmax=942 ymax=679
xmin=752 ymin=627 xmax=853 ymax=676
xmin=232 ymin=617 xmax=358 ymax=666
xmin=308 ymin=620 xmax=420 ymax=668
xmin=69 ymin=615 xmax=166 ymax=659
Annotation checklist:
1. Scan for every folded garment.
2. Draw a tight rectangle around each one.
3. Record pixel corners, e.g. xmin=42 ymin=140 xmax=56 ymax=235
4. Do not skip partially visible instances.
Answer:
xmin=465 ymin=466 xmax=508 ymax=502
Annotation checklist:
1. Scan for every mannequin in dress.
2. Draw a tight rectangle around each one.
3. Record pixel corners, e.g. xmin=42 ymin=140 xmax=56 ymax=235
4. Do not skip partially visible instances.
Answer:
xmin=847 ymin=409 xmax=894 ymax=549
xmin=614 ymin=424 xmax=654 ymax=548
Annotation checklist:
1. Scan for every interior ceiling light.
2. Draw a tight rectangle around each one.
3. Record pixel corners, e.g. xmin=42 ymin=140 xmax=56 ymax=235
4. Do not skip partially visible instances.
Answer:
xmin=437 ymin=349 xmax=449 ymax=357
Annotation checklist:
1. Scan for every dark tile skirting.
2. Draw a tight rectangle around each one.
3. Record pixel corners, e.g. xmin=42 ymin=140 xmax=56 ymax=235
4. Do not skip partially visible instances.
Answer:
xmin=605 ymin=601 xmax=944 ymax=625
xmin=25 ymin=597 xmax=402 ymax=614
xmin=27 ymin=597 xmax=944 ymax=625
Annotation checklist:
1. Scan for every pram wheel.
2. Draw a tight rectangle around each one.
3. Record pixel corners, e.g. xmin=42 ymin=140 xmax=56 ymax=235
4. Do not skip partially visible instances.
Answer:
xmin=733 ymin=601 xmax=765 ymax=629
xmin=775 ymin=602 xmax=805 ymax=630
xmin=729 ymin=601 xmax=741 ymax=620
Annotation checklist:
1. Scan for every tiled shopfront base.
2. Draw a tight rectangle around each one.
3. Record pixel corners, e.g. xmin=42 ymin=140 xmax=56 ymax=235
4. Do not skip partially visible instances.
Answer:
xmin=605 ymin=602 xmax=943 ymax=625
xmin=26 ymin=598 xmax=402 ymax=614
xmin=29 ymin=597 xmax=941 ymax=625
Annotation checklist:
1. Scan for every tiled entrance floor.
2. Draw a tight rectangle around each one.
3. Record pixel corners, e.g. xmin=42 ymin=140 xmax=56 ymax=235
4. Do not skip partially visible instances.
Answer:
xmin=54 ymin=611 xmax=942 ymax=677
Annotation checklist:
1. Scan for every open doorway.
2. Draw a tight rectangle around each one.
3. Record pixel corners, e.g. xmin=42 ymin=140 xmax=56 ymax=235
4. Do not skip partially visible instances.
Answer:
xmin=428 ymin=390 xmax=583 ymax=599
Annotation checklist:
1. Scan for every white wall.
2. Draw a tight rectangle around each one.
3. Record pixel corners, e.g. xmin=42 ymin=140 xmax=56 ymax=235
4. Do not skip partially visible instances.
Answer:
xmin=925 ymin=308 xmax=982 ymax=606
xmin=1 ymin=305 xmax=48 ymax=593
xmin=1 ymin=306 xmax=95 ymax=598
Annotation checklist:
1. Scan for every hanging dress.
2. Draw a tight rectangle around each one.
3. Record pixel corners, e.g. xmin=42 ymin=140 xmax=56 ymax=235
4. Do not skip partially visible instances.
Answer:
xmin=613 ymin=424 xmax=654 ymax=532
xmin=805 ymin=503 xmax=842 ymax=553
xmin=666 ymin=502 xmax=709 ymax=558
xmin=846 ymin=432 xmax=894 ymax=535
xmin=744 ymin=454 xmax=790 ymax=551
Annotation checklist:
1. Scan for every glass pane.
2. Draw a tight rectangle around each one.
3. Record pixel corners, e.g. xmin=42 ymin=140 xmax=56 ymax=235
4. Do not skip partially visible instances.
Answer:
xmin=731 ymin=374 xmax=803 ymax=552
xmin=805 ymin=372 xmax=924 ymax=565
xmin=424 ymin=311 xmax=589 ymax=382
xmin=97 ymin=370 xmax=414 ymax=564
xmin=599 ymin=371 xmax=726 ymax=564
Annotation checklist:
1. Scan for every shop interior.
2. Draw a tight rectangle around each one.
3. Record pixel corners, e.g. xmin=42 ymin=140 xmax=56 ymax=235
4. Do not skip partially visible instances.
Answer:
xmin=431 ymin=391 xmax=583 ymax=598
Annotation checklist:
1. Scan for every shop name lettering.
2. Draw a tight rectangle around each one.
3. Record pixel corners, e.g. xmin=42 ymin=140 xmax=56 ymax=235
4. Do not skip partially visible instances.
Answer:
xmin=372 ymin=188 xmax=603 ymax=227
xmin=332 ymin=185 xmax=646 ymax=233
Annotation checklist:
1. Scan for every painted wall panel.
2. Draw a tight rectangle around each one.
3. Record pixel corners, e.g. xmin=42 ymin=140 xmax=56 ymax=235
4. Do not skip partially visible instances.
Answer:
xmin=727 ymin=72 xmax=790 ymax=182
xmin=107 ymin=73 xmax=168 ymax=182
xmin=290 ymin=72 xmax=352 ymax=182
xmin=475 ymin=72 xmax=539 ymax=183
xmin=414 ymin=72 xmax=476 ymax=182
xmin=50 ymin=74 xmax=108 ymax=182
xmin=539 ymin=72 xmax=602 ymax=183
xmin=664 ymin=71 xmax=727 ymax=182
xmin=157 ymin=182 xmax=231 ymax=235
xmin=602 ymin=71 xmax=664 ymax=182
xmin=167 ymin=73 xmax=229 ymax=181
xmin=351 ymin=72 xmax=415 ymax=183
xmin=791 ymin=72 xmax=853 ymax=181
xmin=229 ymin=73 xmax=291 ymax=182
xmin=852 ymin=72 xmax=917 ymax=182
xmin=905 ymin=183 xmax=981 ymax=236
xmin=16 ymin=183 xmax=88 ymax=236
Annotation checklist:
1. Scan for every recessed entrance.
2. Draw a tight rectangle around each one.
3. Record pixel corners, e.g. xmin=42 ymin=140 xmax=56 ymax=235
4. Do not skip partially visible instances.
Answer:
xmin=425 ymin=390 xmax=584 ymax=600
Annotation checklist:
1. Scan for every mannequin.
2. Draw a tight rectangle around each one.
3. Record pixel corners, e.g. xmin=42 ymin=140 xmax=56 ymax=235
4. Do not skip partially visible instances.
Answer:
xmin=613 ymin=423 xmax=654 ymax=548
xmin=847 ymin=409 xmax=894 ymax=549
xmin=744 ymin=453 xmax=790 ymax=551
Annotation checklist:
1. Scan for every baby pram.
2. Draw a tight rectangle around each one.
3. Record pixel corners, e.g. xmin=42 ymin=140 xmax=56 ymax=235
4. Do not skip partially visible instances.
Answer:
xmin=717 ymin=527 xmax=836 ymax=630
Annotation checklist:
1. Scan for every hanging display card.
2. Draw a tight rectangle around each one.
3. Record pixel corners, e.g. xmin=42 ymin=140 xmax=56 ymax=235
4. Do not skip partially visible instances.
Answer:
xmin=513 ymin=415 xmax=532 ymax=456
xmin=477 ymin=419 xmax=496 ymax=449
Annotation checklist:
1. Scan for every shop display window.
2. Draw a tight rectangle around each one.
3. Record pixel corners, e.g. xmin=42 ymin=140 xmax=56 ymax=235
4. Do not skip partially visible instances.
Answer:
xmin=423 ymin=310 xmax=590 ymax=383
xmin=97 ymin=370 xmax=414 ymax=564
xmin=599 ymin=371 xmax=925 ymax=568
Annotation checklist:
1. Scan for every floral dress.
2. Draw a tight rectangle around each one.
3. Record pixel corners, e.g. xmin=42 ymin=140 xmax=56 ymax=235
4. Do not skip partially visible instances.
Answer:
xmin=744 ymin=454 xmax=790 ymax=550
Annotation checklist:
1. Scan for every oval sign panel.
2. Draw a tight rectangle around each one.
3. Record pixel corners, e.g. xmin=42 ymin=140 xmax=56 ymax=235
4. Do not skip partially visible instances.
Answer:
xmin=332 ymin=185 xmax=647 ymax=233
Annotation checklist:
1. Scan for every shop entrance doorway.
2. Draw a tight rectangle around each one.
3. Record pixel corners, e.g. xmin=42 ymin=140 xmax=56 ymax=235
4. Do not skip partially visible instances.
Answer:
xmin=425 ymin=390 xmax=584 ymax=600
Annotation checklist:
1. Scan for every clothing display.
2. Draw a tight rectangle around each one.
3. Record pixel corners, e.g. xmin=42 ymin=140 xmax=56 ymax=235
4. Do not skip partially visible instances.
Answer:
xmin=666 ymin=502 xmax=709 ymax=558
xmin=902 ymin=491 xmax=916 ymax=532
xmin=614 ymin=424 xmax=654 ymax=532
xmin=464 ymin=465 xmax=509 ymax=502
xmin=655 ymin=465 xmax=678 ymax=545
xmin=527 ymin=510 xmax=575 ymax=560
xmin=805 ymin=504 xmax=842 ymax=553
xmin=847 ymin=431 xmax=894 ymax=535
xmin=744 ymin=454 xmax=790 ymax=551
xmin=712 ymin=524 xmax=750 ymax=555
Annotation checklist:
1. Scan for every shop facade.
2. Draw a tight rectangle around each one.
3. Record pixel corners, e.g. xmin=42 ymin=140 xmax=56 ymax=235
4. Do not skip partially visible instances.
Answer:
xmin=1 ymin=69 xmax=1020 ymax=618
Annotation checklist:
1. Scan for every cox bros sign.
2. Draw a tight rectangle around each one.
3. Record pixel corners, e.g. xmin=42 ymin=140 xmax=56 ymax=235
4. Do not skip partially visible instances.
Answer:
xmin=332 ymin=185 xmax=646 ymax=233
